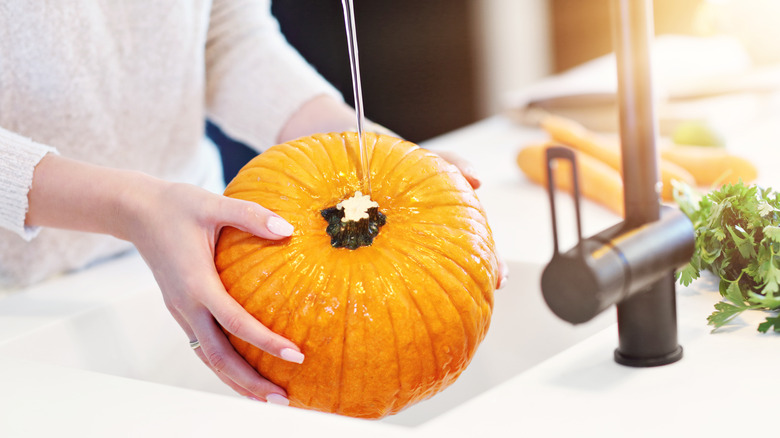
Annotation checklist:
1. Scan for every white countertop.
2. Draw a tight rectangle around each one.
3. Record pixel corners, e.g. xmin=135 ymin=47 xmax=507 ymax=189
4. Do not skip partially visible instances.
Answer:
xmin=1 ymin=113 xmax=779 ymax=437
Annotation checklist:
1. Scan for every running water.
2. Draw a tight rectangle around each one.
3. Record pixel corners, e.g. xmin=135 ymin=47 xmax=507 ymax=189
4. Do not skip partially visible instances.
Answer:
xmin=341 ymin=0 xmax=372 ymax=196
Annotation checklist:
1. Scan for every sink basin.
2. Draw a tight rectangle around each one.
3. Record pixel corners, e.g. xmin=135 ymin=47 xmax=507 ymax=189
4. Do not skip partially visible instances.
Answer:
xmin=0 ymin=255 xmax=614 ymax=427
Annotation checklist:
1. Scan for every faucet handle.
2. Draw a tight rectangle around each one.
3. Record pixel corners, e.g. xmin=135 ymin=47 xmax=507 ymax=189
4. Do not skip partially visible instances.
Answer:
xmin=544 ymin=146 xmax=584 ymax=257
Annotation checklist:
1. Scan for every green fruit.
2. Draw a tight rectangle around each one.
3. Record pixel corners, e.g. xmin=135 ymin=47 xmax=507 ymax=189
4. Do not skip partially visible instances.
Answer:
xmin=672 ymin=120 xmax=725 ymax=147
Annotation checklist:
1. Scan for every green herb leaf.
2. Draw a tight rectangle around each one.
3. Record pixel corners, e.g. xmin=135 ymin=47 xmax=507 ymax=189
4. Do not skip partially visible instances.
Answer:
xmin=675 ymin=181 xmax=780 ymax=332
xmin=707 ymin=302 xmax=745 ymax=329
xmin=763 ymin=225 xmax=780 ymax=242
xmin=757 ymin=315 xmax=780 ymax=333
xmin=724 ymin=281 xmax=746 ymax=305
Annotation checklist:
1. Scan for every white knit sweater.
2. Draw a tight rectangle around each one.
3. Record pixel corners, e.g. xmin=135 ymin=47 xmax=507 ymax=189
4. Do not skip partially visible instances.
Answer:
xmin=0 ymin=0 xmax=340 ymax=287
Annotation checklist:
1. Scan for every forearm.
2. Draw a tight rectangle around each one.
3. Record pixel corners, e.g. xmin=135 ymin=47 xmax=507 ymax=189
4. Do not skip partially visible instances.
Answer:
xmin=25 ymin=154 xmax=163 ymax=242
xmin=276 ymin=95 xmax=358 ymax=143
xmin=276 ymin=94 xmax=400 ymax=144
xmin=206 ymin=0 xmax=343 ymax=150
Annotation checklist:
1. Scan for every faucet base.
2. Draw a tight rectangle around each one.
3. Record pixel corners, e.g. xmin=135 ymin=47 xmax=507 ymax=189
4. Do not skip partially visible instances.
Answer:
xmin=614 ymin=345 xmax=683 ymax=367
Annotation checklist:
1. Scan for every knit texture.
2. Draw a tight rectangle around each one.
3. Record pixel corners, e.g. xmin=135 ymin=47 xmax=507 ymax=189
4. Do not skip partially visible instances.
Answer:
xmin=0 ymin=0 xmax=341 ymax=287
xmin=0 ymin=129 xmax=57 ymax=240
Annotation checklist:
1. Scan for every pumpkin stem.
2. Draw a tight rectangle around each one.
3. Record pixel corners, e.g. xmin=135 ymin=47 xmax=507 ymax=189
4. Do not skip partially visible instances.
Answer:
xmin=321 ymin=192 xmax=386 ymax=249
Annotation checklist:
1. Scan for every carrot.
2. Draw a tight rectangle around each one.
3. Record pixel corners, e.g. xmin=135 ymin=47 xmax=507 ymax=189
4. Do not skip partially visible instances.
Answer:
xmin=540 ymin=114 xmax=695 ymax=201
xmin=540 ymin=115 xmax=622 ymax=168
xmin=660 ymin=145 xmax=758 ymax=186
xmin=516 ymin=142 xmax=625 ymax=216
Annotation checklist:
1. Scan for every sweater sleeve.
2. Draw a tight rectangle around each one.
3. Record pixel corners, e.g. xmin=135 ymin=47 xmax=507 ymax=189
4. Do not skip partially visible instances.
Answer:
xmin=205 ymin=0 xmax=343 ymax=151
xmin=0 ymin=127 xmax=58 ymax=241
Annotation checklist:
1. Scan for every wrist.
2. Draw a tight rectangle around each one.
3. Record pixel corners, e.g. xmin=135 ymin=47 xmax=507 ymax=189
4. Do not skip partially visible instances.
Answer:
xmin=26 ymin=154 xmax=172 ymax=242
xmin=111 ymin=170 xmax=173 ymax=243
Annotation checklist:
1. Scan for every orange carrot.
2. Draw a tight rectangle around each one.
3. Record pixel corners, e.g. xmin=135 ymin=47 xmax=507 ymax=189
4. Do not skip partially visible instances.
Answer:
xmin=540 ymin=114 xmax=695 ymax=201
xmin=516 ymin=142 xmax=625 ymax=217
xmin=660 ymin=145 xmax=758 ymax=186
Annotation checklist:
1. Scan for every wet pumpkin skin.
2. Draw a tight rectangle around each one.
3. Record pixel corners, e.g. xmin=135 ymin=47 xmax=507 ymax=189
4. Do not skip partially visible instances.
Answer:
xmin=214 ymin=132 xmax=499 ymax=419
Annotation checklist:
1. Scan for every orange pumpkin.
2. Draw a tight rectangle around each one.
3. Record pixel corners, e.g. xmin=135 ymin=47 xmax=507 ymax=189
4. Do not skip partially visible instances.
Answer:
xmin=214 ymin=132 xmax=498 ymax=418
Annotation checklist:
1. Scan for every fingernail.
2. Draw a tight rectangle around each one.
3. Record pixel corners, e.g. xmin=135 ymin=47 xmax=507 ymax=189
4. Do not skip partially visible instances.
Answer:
xmin=266 ymin=393 xmax=290 ymax=406
xmin=463 ymin=165 xmax=481 ymax=180
xmin=498 ymin=275 xmax=509 ymax=290
xmin=280 ymin=348 xmax=305 ymax=364
xmin=267 ymin=216 xmax=294 ymax=237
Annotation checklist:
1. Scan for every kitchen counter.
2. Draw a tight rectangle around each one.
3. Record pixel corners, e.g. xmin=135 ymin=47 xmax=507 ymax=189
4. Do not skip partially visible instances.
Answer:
xmin=1 ymin=112 xmax=779 ymax=437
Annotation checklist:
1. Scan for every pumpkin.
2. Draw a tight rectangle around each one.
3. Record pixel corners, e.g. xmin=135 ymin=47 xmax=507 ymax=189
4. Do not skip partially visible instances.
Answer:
xmin=214 ymin=132 xmax=499 ymax=419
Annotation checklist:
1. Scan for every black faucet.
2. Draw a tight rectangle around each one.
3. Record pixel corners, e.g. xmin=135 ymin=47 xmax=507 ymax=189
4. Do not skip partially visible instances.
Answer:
xmin=540 ymin=0 xmax=695 ymax=367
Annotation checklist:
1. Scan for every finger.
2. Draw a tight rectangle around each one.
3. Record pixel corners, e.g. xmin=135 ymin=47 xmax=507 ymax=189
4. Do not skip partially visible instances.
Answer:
xmin=190 ymin=308 xmax=290 ymax=402
xmin=434 ymin=150 xmax=482 ymax=189
xmin=217 ymin=198 xmax=294 ymax=240
xmin=165 ymin=304 xmax=259 ymax=398
xmin=192 ymin=342 xmax=264 ymax=400
xmin=195 ymin=273 xmax=305 ymax=365
xmin=167 ymin=306 xmax=257 ymax=398
xmin=167 ymin=292 xmax=292 ymax=403
xmin=497 ymin=257 xmax=509 ymax=290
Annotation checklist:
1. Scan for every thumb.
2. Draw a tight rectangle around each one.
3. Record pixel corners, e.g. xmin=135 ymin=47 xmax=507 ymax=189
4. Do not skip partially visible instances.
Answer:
xmin=220 ymin=198 xmax=294 ymax=240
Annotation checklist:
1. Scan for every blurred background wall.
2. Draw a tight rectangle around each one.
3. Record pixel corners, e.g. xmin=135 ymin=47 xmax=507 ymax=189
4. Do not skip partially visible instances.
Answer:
xmin=218 ymin=0 xmax=780 ymax=182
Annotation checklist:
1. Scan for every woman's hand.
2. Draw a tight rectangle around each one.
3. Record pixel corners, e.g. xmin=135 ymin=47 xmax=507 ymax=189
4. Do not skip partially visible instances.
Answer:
xmin=27 ymin=155 xmax=302 ymax=404
xmin=127 ymin=182 xmax=303 ymax=404
xmin=434 ymin=150 xmax=483 ymax=190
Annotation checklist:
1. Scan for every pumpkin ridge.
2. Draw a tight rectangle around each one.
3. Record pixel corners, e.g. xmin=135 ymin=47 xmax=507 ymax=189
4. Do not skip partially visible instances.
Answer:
xmin=369 ymin=138 xmax=419 ymax=189
xmin=253 ymin=240 xmax=320 ymax=331
xmin=389 ymin=243 xmax=474 ymax=360
xmin=393 ymin=204 xmax=486 ymax=227
xmin=298 ymin=248 xmax=347 ymax=413
xmin=335 ymin=258 xmax=353 ymax=415
xmin=318 ymin=132 xmax=367 ymax=189
xmin=236 ymin=163 xmax=321 ymax=199
xmin=218 ymin=246 xmax=293 ymax=314
xmin=215 ymin=235 xmax=278 ymax=277
xmin=214 ymin=230 xmax=259 ymax=272
xmin=360 ymin=243 xmax=440 ymax=413
xmin=251 ymin=243 xmax=331 ymax=395
xmin=393 ymin=221 xmax=496 ymax=323
xmin=377 ymin=244 xmax=443 ymax=384
xmin=224 ymin=182 xmax=307 ymax=205
xmin=393 ymin=162 xmax=464 ymax=198
xmin=358 ymin=255 xmax=408 ymax=416
xmin=368 ymin=250 xmax=429 ymax=412
xmin=379 ymin=152 xmax=433 ymax=195
xmin=382 ymin=286 xmax=406 ymax=413
xmin=266 ymin=245 xmax=334 ymax=393
xmin=303 ymin=134 xmax=351 ymax=195
xmin=403 ymin=218 xmax=492 ymax=255
xmin=401 ymin=238 xmax=484 ymax=314
xmin=370 ymin=136 xmax=407 ymax=181
xmin=273 ymin=141 xmax=330 ymax=188
xmin=224 ymin=246 xmax=290 ymax=303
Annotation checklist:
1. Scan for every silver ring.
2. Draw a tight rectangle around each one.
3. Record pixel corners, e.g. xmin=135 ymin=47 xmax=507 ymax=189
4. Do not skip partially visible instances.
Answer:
xmin=189 ymin=339 xmax=201 ymax=350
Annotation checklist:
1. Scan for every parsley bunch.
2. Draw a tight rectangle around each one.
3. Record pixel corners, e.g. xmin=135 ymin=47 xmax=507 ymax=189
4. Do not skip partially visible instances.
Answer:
xmin=674 ymin=180 xmax=780 ymax=332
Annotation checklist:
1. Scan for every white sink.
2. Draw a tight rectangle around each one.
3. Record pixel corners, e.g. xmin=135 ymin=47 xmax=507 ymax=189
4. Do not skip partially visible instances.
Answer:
xmin=0 ymin=255 xmax=614 ymax=427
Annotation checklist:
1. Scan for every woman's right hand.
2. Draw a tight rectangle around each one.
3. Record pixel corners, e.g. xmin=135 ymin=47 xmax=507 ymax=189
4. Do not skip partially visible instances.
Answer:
xmin=126 ymin=181 xmax=305 ymax=404
xmin=27 ymin=154 xmax=303 ymax=404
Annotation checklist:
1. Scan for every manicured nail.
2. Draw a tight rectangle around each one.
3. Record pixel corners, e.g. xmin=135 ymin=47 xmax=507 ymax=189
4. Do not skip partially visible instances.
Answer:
xmin=267 ymin=216 xmax=294 ymax=237
xmin=280 ymin=348 xmax=305 ymax=364
xmin=266 ymin=393 xmax=290 ymax=406
xmin=498 ymin=275 xmax=508 ymax=290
